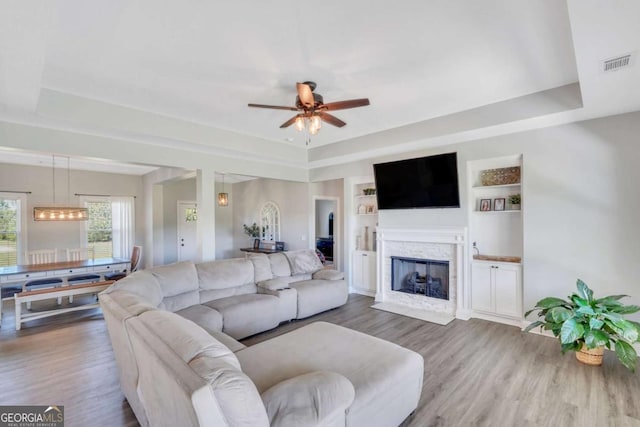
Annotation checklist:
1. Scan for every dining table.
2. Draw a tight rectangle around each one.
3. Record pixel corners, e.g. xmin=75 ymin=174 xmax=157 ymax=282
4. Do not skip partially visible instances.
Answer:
xmin=0 ymin=257 xmax=130 ymax=325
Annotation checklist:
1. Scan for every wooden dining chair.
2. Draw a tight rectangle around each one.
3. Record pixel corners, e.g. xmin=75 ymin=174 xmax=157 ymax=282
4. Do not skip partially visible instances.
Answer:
xmin=105 ymin=245 xmax=142 ymax=281
xmin=24 ymin=249 xmax=63 ymax=308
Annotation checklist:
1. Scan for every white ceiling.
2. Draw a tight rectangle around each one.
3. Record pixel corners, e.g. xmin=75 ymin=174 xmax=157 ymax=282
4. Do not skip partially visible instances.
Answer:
xmin=0 ymin=1 xmax=639 ymax=174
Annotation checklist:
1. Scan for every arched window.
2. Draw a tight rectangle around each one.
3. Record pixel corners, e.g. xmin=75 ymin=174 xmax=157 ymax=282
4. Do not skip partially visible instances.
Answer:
xmin=260 ymin=201 xmax=280 ymax=241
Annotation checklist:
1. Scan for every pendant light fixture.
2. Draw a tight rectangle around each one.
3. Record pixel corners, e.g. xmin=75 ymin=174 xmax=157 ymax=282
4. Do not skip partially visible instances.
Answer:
xmin=217 ymin=173 xmax=229 ymax=207
xmin=34 ymin=155 xmax=89 ymax=221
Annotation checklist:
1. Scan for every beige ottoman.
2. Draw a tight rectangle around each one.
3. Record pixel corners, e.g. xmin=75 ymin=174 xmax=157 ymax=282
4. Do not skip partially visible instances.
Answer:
xmin=236 ymin=321 xmax=424 ymax=427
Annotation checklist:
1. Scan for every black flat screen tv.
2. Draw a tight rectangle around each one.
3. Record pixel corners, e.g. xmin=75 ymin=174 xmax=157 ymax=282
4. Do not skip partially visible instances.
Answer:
xmin=373 ymin=152 xmax=460 ymax=209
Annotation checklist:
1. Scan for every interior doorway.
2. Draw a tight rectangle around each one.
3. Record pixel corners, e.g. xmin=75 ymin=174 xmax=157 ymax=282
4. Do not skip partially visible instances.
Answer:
xmin=313 ymin=197 xmax=339 ymax=269
xmin=177 ymin=201 xmax=198 ymax=261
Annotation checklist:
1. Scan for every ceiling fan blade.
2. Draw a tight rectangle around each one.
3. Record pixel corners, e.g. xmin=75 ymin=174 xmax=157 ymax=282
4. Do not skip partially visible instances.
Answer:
xmin=296 ymin=83 xmax=315 ymax=108
xmin=322 ymin=98 xmax=370 ymax=111
xmin=248 ymin=103 xmax=299 ymax=111
xmin=279 ymin=115 xmax=299 ymax=128
xmin=318 ymin=112 xmax=346 ymax=128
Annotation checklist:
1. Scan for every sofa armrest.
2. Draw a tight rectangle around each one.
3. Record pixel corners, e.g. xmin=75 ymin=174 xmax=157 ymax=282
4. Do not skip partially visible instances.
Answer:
xmin=257 ymin=278 xmax=289 ymax=291
xmin=261 ymin=371 xmax=355 ymax=427
xmin=312 ymin=269 xmax=345 ymax=281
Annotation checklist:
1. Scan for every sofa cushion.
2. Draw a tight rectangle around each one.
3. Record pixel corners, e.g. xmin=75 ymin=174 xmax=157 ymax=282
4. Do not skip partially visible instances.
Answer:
xmin=262 ymin=371 xmax=355 ymax=427
xmin=162 ymin=291 xmax=201 ymax=313
xmin=188 ymin=357 xmax=270 ymax=427
xmin=102 ymin=289 xmax=157 ymax=316
xmin=268 ymin=253 xmax=291 ymax=277
xmin=138 ymin=310 xmax=240 ymax=370
xmin=312 ymin=269 xmax=345 ymax=281
xmin=248 ymin=254 xmax=273 ymax=282
xmin=151 ymin=261 xmax=199 ymax=297
xmin=284 ymin=249 xmax=323 ymax=275
xmin=175 ymin=304 xmax=223 ymax=333
xmin=289 ymin=279 xmax=348 ymax=319
xmin=236 ymin=321 xmax=424 ymax=427
xmin=106 ymin=270 xmax=163 ymax=307
xmin=197 ymin=258 xmax=255 ymax=291
xmin=204 ymin=294 xmax=281 ymax=339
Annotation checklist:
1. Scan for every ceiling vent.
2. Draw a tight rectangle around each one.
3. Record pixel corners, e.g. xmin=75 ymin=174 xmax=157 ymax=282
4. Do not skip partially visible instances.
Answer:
xmin=603 ymin=54 xmax=632 ymax=72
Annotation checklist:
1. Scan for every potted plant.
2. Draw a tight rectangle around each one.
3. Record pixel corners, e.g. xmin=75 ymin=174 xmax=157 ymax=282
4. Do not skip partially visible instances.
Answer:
xmin=509 ymin=194 xmax=521 ymax=210
xmin=243 ymin=223 xmax=260 ymax=247
xmin=363 ymin=188 xmax=376 ymax=196
xmin=524 ymin=279 xmax=640 ymax=371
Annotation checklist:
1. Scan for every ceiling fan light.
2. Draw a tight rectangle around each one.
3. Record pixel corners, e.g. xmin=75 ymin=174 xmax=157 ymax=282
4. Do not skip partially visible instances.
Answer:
xmin=294 ymin=116 xmax=305 ymax=132
xmin=311 ymin=115 xmax=322 ymax=129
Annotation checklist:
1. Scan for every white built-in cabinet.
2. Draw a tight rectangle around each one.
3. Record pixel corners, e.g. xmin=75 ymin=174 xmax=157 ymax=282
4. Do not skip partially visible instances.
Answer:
xmin=352 ymin=250 xmax=377 ymax=294
xmin=347 ymin=177 xmax=378 ymax=297
xmin=471 ymin=261 xmax=522 ymax=318
xmin=467 ymin=155 xmax=524 ymax=326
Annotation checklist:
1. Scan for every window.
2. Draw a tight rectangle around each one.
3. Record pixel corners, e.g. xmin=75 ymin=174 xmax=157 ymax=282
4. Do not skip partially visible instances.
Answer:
xmin=87 ymin=200 xmax=113 ymax=258
xmin=0 ymin=193 xmax=26 ymax=267
xmin=83 ymin=196 xmax=134 ymax=259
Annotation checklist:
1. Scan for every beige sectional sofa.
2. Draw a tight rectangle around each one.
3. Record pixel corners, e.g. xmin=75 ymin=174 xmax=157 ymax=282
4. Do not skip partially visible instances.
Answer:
xmin=101 ymin=291 xmax=424 ymax=427
xmin=99 ymin=249 xmax=424 ymax=426
xmin=104 ymin=249 xmax=348 ymax=340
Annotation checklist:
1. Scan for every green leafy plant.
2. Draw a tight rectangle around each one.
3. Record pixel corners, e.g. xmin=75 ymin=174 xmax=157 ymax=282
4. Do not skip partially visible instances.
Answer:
xmin=242 ymin=223 xmax=260 ymax=238
xmin=509 ymin=194 xmax=521 ymax=205
xmin=524 ymin=279 xmax=640 ymax=371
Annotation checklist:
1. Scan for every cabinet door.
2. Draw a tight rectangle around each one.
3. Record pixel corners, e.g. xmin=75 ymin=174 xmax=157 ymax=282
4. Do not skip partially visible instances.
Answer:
xmin=362 ymin=252 xmax=377 ymax=292
xmin=494 ymin=264 xmax=522 ymax=317
xmin=352 ymin=252 xmax=364 ymax=289
xmin=471 ymin=263 xmax=493 ymax=312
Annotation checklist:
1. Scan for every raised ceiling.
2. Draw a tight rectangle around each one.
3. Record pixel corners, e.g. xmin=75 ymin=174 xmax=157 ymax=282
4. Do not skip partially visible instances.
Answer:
xmin=0 ymin=1 xmax=639 ymax=174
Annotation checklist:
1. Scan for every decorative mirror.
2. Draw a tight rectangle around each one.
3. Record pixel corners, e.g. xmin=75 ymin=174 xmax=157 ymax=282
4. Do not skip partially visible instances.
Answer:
xmin=260 ymin=201 xmax=280 ymax=241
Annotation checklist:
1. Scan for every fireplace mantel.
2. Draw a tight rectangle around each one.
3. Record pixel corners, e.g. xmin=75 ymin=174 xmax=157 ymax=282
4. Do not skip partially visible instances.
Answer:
xmin=376 ymin=227 xmax=471 ymax=319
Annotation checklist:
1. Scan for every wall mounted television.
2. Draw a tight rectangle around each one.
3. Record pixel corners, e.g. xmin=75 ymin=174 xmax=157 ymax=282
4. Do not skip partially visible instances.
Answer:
xmin=373 ymin=152 xmax=460 ymax=209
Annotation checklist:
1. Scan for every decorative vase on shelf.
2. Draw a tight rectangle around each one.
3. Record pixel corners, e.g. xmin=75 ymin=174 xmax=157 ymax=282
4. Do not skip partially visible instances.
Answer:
xmin=363 ymin=226 xmax=369 ymax=251
xmin=358 ymin=204 xmax=366 ymax=215
xmin=511 ymin=204 xmax=521 ymax=210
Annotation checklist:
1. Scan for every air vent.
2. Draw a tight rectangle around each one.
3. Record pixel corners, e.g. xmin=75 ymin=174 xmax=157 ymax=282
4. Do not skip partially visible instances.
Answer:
xmin=603 ymin=54 xmax=632 ymax=72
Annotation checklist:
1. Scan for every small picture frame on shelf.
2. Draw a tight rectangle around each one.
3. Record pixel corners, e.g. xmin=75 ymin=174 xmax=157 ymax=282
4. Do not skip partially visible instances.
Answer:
xmin=493 ymin=198 xmax=505 ymax=211
xmin=253 ymin=239 xmax=261 ymax=249
xmin=480 ymin=199 xmax=491 ymax=211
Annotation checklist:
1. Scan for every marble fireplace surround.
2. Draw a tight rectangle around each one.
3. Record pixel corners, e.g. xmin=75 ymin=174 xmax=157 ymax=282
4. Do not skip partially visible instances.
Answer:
xmin=375 ymin=227 xmax=470 ymax=319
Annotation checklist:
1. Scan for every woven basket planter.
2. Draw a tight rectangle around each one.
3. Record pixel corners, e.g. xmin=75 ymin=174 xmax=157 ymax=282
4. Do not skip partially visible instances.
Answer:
xmin=575 ymin=344 xmax=604 ymax=366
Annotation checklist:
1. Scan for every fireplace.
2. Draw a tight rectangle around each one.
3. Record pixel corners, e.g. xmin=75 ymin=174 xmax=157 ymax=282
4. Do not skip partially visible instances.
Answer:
xmin=375 ymin=227 xmax=469 ymax=319
xmin=391 ymin=257 xmax=449 ymax=300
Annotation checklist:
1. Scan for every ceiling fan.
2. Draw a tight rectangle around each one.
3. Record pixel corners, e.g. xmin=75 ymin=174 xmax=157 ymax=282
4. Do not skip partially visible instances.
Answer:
xmin=248 ymin=81 xmax=370 ymax=135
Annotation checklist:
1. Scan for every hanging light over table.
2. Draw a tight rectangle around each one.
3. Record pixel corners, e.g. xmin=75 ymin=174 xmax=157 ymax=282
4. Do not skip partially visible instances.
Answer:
xmin=34 ymin=155 xmax=88 ymax=221
xmin=217 ymin=173 xmax=229 ymax=207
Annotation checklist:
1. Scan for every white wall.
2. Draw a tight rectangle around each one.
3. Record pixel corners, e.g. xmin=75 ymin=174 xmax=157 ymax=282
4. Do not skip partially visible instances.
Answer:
xmin=0 ymin=162 xmax=144 ymax=258
xmin=310 ymin=111 xmax=640 ymax=319
xmin=232 ymin=178 xmax=310 ymax=255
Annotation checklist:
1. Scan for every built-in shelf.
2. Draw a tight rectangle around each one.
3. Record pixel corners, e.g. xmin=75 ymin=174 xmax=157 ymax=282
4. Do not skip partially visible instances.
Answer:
xmin=355 ymin=195 xmax=377 ymax=199
xmin=357 ymin=213 xmax=378 ymax=216
xmin=473 ymin=210 xmax=521 ymax=214
xmin=473 ymin=183 xmax=521 ymax=189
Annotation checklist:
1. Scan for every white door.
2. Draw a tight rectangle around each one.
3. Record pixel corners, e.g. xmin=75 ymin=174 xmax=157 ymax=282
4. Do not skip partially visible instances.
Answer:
xmin=177 ymin=201 xmax=198 ymax=261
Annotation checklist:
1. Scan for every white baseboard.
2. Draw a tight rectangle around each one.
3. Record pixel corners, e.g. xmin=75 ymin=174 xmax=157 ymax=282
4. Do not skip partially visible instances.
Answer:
xmin=350 ymin=288 xmax=376 ymax=297
xmin=468 ymin=311 xmax=524 ymax=328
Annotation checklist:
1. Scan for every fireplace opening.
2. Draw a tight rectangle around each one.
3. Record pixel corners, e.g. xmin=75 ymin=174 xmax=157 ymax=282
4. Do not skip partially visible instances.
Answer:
xmin=391 ymin=256 xmax=449 ymax=300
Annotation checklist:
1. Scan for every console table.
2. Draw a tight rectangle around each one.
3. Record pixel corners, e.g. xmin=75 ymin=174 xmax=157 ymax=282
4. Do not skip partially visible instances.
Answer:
xmin=240 ymin=248 xmax=285 ymax=255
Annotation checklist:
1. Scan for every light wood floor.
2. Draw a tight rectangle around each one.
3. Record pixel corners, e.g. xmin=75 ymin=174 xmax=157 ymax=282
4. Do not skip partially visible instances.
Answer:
xmin=1 ymin=294 xmax=639 ymax=427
